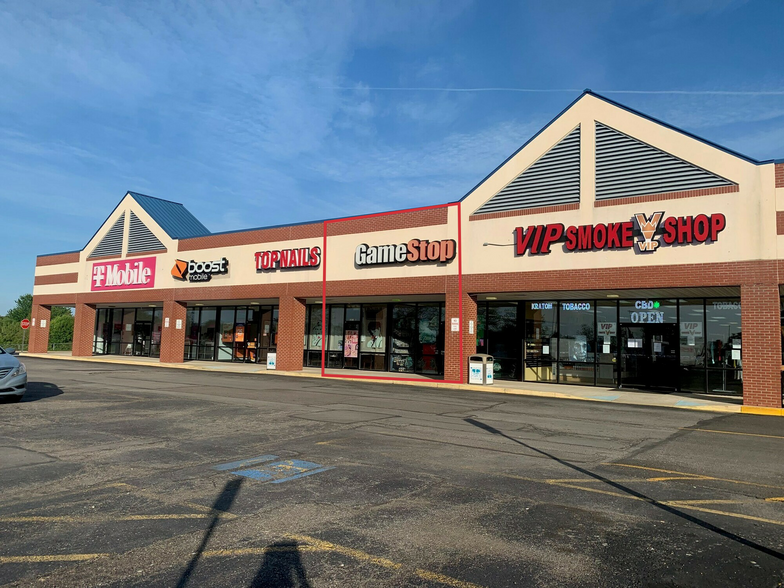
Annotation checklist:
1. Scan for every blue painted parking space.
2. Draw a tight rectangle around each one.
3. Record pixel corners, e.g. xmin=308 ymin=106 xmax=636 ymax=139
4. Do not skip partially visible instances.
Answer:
xmin=214 ymin=456 xmax=334 ymax=484
xmin=212 ymin=455 xmax=279 ymax=471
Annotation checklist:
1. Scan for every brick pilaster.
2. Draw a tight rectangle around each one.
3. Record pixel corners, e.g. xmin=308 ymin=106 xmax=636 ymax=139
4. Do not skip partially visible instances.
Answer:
xmin=741 ymin=283 xmax=782 ymax=408
xmin=444 ymin=282 xmax=477 ymax=383
xmin=160 ymin=300 xmax=187 ymax=363
xmin=72 ymin=303 xmax=96 ymax=356
xmin=277 ymin=295 xmax=306 ymax=371
xmin=28 ymin=304 xmax=51 ymax=353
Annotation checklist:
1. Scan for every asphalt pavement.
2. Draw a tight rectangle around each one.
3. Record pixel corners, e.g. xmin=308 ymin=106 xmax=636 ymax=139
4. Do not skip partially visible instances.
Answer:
xmin=0 ymin=357 xmax=783 ymax=587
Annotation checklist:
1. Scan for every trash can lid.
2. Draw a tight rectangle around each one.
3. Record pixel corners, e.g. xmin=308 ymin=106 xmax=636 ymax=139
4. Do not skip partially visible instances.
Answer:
xmin=469 ymin=354 xmax=494 ymax=361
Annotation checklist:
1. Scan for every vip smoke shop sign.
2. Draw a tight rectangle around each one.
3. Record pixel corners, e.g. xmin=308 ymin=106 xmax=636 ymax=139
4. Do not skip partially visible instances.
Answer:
xmin=514 ymin=211 xmax=726 ymax=255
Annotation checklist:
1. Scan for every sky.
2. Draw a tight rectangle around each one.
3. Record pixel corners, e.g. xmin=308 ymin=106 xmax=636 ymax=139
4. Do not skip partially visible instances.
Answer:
xmin=1 ymin=0 xmax=783 ymax=312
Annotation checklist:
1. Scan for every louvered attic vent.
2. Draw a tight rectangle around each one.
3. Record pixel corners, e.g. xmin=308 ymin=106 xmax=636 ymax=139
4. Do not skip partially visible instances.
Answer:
xmin=88 ymin=213 xmax=125 ymax=258
xmin=127 ymin=211 xmax=165 ymax=254
xmin=595 ymin=122 xmax=734 ymax=200
xmin=474 ymin=125 xmax=580 ymax=215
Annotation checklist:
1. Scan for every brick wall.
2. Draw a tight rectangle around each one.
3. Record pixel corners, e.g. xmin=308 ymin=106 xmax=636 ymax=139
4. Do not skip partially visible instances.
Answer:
xmin=33 ymin=273 xmax=79 ymax=286
xmin=444 ymin=283 xmax=477 ymax=382
xmin=777 ymin=211 xmax=784 ymax=236
xmin=277 ymin=296 xmax=307 ymax=371
xmin=72 ymin=303 xmax=96 ymax=357
xmin=28 ymin=305 xmax=51 ymax=353
xmin=326 ymin=206 xmax=448 ymax=236
xmin=776 ymin=163 xmax=784 ymax=188
xmin=740 ymin=283 xmax=782 ymax=408
xmin=470 ymin=203 xmax=579 ymax=222
xmin=160 ymin=300 xmax=187 ymax=363
xmin=593 ymin=184 xmax=739 ymax=207
xmin=36 ymin=252 xmax=80 ymax=267
xmin=178 ymin=223 xmax=322 ymax=251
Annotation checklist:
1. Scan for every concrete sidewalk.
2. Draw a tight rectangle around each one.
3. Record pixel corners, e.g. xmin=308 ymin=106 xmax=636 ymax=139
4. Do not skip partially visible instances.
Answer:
xmin=21 ymin=351 xmax=752 ymax=415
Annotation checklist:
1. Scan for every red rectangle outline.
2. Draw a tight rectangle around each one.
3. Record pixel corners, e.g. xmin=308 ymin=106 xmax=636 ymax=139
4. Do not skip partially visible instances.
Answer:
xmin=321 ymin=202 xmax=463 ymax=383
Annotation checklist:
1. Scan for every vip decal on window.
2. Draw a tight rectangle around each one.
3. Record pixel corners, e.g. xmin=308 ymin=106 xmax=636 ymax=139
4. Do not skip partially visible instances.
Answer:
xmin=514 ymin=212 xmax=726 ymax=256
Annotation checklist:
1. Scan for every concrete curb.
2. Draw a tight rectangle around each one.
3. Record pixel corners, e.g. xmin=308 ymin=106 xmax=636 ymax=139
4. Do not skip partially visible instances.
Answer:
xmin=21 ymin=352 xmax=744 ymax=414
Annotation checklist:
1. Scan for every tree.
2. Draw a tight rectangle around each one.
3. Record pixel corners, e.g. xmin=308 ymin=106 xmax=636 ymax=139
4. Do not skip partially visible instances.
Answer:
xmin=49 ymin=314 xmax=75 ymax=349
xmin=0 ymin=317 xmax=23 ymax=349
xmin=5 ymin=294 xmax=32 ymax=322
xmin=4 ymin=294 xmax=72 ymax=322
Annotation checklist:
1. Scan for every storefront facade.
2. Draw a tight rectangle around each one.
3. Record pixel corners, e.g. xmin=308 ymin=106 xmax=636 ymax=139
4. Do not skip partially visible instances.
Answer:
xmin=29 ymin=91 xmax=784 ymax=409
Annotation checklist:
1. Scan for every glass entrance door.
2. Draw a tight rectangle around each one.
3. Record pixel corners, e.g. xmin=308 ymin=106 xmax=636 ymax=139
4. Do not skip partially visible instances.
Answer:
xmin=620 ymin=323 xmax=678 ymax=390
xmin=133 ymin=321 xmax=152 ymax=356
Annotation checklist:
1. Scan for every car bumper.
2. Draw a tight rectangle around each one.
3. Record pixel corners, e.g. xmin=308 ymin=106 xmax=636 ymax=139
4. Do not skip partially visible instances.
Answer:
xmin=0 ymin=374 xmax=27 ymax=397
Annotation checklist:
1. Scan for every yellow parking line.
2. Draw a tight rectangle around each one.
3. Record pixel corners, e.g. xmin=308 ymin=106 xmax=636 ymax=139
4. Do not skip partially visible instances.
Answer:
xmin=285 ymin=534 xmax=403 ymax=571
xmin=0 ymin=513 xmax=230 ymax=523
xmin=604 ymin=463 xmax=784 ymax=491
xmin=765 ymin=497 xmax=784 ymax=502
xmin=414 ymin=568 xmax=485 ymax=588
xmin=661 ymin=504 xmax=784 ymax=527
xmin=681 ymin=428 xmax=784 ymax=440
xmin=0 ymin=553 xmax=110 ymax=563
xmin=646 ymin=476 xmax=708 ymax=482
xmin=205 ymin=534 xmax=485 ymax=588
xmin=663 ymin=499 xmax=744 ymax=505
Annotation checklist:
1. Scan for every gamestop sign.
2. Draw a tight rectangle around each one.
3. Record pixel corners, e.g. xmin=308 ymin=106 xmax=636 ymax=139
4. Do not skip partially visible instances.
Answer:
xmin=91 ymin=257 xmax=156 ymax=291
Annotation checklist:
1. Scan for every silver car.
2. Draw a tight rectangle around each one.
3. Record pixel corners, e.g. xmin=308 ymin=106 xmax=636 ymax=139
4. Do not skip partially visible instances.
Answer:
xmin=0 ymin=347 xmax=27 ymax=402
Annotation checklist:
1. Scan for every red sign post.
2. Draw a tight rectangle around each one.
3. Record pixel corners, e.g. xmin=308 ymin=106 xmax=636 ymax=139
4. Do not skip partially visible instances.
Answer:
xmin=20 ymin=319 xmax=29 ymax=353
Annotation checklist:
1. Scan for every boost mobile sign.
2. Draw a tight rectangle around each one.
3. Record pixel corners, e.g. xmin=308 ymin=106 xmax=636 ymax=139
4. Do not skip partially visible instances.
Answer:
xmin=514 ymin=211 xmax=726 ymax=255
xmin=171 ymin=258 xmax=229 ymax=282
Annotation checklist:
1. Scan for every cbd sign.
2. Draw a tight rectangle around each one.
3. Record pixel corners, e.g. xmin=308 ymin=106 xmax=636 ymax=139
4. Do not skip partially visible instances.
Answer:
xmin=91 ymin=257 xmax=156 ymax=291
xmin=514 ymin=212 xmax=726 ymax=255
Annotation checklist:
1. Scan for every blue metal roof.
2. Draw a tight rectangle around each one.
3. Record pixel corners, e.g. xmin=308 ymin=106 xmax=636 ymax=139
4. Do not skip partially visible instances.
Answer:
xmin=127 ymin=192 xmax=210 ymax=239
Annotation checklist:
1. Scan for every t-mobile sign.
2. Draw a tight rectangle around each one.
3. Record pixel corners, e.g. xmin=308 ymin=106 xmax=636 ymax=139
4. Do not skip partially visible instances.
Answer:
xmin=91 ymin=257 xmax=157 ymax=291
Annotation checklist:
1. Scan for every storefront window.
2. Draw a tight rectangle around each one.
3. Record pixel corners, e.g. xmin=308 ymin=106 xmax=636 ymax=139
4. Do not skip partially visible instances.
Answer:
xmin=476 ymin=304 xmax=487 ymax=354
xmin=524 ymin=302 xmax=555 ymax=382
xmin=595 ymin=301 xmax=617 ymax=387
xmin=706 ymin=299 xmax=742 ymax=394
xmin=150 ymin=308 xmax=163 ymax=358
xmin=391 ymin=304 xmax=416 ymax=373
xmin=198 ymin=307 xmax=217 ymax=360
xmin=326 ymin=306 xmax=344 ymax=368
xmin=304 ymin=306 xmax=323 ymax=367
xmin=217 ymin=307 xmax=235 ymax=361
xmin=417 ymin=303 xmax=443 ymax=375
xmin=93 ymin=308 xmax=110 ymax=354
xmin=361 ymin=305 xmax=386 ymax=370
xmin=558 ymin=301 xmax=595 ymax=385
xmin=679 ymin=300 xmax=706 ymax=393
xmin=185 ymin=308 xmax=199 ymax=360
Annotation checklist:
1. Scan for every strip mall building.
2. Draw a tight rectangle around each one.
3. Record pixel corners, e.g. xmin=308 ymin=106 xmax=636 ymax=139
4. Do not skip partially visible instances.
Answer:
xmin=29 ymin=91 xmax=784 ymax=409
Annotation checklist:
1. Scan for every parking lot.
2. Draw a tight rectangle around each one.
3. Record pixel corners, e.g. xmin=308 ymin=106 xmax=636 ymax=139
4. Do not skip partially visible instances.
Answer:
xmin=1 ymin=358 xmax=783 ymax=587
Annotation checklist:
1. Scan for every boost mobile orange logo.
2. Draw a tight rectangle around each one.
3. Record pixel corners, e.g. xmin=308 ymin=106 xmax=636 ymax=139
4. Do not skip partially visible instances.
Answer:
xmin=634 ymin=212 xmax=663 ymax=252
xmin=171 ymin=259 xmax=188 ymax=280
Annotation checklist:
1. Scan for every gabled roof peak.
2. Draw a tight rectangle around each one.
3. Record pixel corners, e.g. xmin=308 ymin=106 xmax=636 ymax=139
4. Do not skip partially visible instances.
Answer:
xmin=125 ymin=191 xmax=210 ymax=239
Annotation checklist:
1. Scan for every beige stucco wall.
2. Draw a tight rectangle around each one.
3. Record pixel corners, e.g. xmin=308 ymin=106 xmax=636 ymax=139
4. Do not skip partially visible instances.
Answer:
xmin=33 ymin=95 xmax=781 ymax=300
xmin=460 ymin=93 xmax=777 ymax=276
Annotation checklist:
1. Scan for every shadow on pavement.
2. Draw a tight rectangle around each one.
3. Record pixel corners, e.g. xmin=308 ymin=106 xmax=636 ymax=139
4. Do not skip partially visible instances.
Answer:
xmin=0 ymin=382 xmax=63 ymax=403
xmin=464 ymin=417 xmax=784 ymax=563
xmin=176 ymin=478 xmax=244 ymax=588
xmin=249 ymin=540 xmax=311 ymax=588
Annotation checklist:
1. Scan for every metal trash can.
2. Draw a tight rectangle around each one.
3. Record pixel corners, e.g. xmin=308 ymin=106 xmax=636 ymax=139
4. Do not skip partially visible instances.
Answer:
xmin=469 ymin=354 xmax=494 ymax=385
